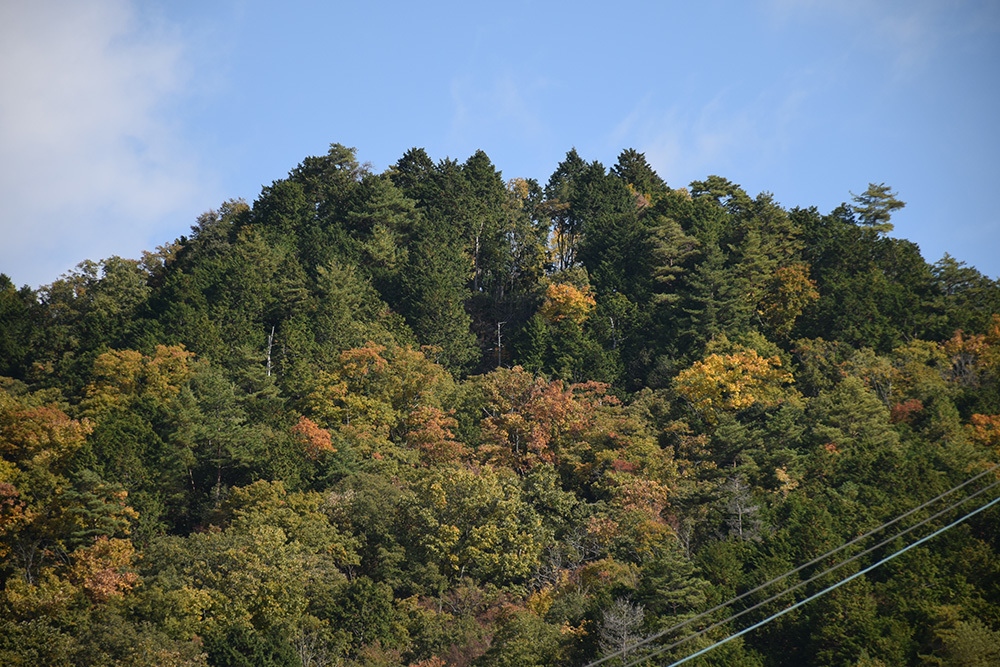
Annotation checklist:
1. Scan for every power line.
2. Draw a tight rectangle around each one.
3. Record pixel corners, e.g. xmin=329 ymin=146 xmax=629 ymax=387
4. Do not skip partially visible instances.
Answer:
xmin=617 ymin=491 xmax=1000 ymax=667
xmin=585 ymin=463 xmax=1000 ymax=667
xmin=621 ymin=478 xmax=1000 ymax=667
xmin=624 ymin=476 xmax=1000 ymax=663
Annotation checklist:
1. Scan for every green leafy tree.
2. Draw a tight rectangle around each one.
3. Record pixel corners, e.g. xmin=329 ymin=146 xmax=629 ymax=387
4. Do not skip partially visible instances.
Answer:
xmin=0 ymin=383 xmax=142 ymax=624
xmin=139 ymin=484 xmax=352 ymax=666
xmin=461 ymin=150 xmax=508 ymax=295
xmin=473 ymin=609 xmax=566 ymax=667
xmin=920 ymin=608 xmax=1000 ymax=666
xmin=406 ymin=466 xmax=548 ymax=585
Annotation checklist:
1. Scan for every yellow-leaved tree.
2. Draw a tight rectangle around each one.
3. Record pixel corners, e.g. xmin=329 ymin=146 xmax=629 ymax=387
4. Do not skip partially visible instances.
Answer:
xmin=305 ymin=342 xmax=454 ymax=464
xmin=675 ymin=345 xmax=795 ymax=422
xmin=757 ymin=263 xmax=819 ymax=338
xmin=81 ymin=344 xmax=195 ymax=417
xmin=538 ymin=282 xmax=596 ymax=326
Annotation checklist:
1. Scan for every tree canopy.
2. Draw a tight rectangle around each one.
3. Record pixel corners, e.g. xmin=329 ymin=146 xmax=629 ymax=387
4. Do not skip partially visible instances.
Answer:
xmin=1 ymin=142 xmax=999 ymax=666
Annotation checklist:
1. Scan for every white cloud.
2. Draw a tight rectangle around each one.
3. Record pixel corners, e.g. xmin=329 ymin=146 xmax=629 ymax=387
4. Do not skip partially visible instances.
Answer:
xmin=0 ymin=0 xmax=214 ymax=288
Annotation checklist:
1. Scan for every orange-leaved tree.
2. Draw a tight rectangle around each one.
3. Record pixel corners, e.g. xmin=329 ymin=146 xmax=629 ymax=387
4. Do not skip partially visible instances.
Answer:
xmin=969 ymin=414 xmax=1000 ymax=457
xmin=67 ymin=535 xmax=139 ymax=603
xmin=942 ymin=314 xmax=1000 ymax=388
xmin=1 ymin=383 xmax=137 ymax=618
xmin=291 ymin=416 xmax=336 ymax=460
xmin=476 ymin=366 xmax=611 ymax=473
xmin=405 ymin=405 xmax=466 ymax=465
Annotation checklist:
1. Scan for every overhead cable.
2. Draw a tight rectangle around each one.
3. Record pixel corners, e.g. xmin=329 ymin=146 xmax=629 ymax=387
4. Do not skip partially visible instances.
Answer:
xmin=585 ymin=463 xmax=999 ymax=667
xmin=631 ymin=491 xmax=1000 ymax=667
xmin=620 ymin=477 xmax=1000 ymax=666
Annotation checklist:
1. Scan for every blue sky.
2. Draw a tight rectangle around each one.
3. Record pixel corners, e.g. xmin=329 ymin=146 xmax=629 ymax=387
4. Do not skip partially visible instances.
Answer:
xmin=2 ymin=0 xmax=998 ymax=289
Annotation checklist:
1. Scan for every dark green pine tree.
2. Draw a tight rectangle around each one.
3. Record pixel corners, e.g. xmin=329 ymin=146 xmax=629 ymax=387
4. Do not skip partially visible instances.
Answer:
xmin=610 ymin=147 xmax=668 ymax=202
xmin=689 ymin=175 xmax=753 ymax=217
xmin=85 ymin=404 xmax=170 ymax=540
xmin=677 ymin=242 xmax=750 ymax=358
xmin=647 ymin=215 xmax=700 ymax=307
xmin=288 ymin=143 xmax=367 ymax=219
xmin=637 ymin=542 xmax=709 ymax=625
xmin=796 ymin=204 xmax=937 ymax=351
xmin=250 ymin=179 xmax=312 ymax=252
xmin=342 ymin=173 xmax=419 ymax=299
xmin=745 ymin=191 xmax=804 ymax=263
xmin=544 ymin=148 xmax=589 ymax=271
xmin=400 ymin=232 xmax=477 ymax=373
xmin=461 ymin=149 xmax=507 ymax=296
xmin=805 ymin=375 xmax=900 ymax=492
xmin=0 ymin=274 xmax=37 ymax=379
xmin=391 ymin=157 xmax=477 ymax=372
xmin=931 ymin=254 xmax=1000 ymax=336
xmin=512 ymin=313 xmax=550 ymax=374
xmin=390 ymin=146 xmax=437 ymax=201
xmin=573 ymin=160 xmax=648 ymax=300
xmin=850 ymin=182 xmax=905 ymax=235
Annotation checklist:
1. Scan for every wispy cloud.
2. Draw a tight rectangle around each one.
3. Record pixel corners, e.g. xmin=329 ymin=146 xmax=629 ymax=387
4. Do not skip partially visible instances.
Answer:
xmin=0 ymin=0 xmax=214 ymax=288
xmin=613 ymin=83 xmax=810 ymax=190
xmin=762 ymin=0 xmax=997 ymax=79
xmin=448 ymin=71 xmax=549 ymax=157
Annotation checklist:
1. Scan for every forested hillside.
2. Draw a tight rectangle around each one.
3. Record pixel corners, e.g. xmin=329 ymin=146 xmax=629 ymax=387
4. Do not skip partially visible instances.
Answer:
xmin=2 ymin=144 xmax=999 ymax=666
